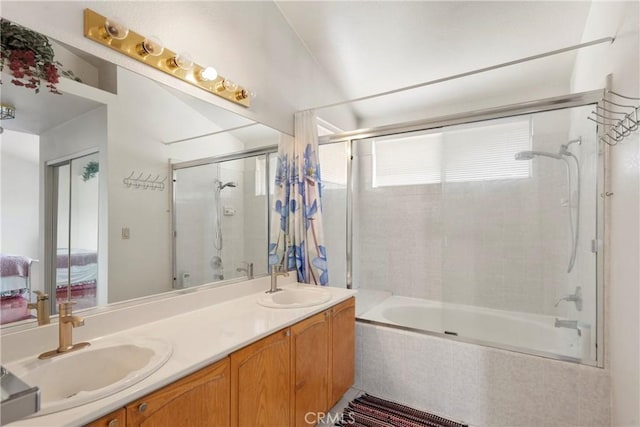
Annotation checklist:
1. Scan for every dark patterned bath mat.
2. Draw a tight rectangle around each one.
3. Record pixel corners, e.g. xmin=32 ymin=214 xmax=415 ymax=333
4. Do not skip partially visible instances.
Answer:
xmin=335 ymin=393 xmax=467 ymax=427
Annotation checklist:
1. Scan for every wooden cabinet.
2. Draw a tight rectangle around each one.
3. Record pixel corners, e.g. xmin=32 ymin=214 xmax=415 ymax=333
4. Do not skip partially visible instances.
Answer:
xmin=230 ymin=328 xmax=291 ymax=427
xmin=85 ymin=297 xmax=355 ymax=427
xmin=85 ymin=408 xmax=126 ymax=427
xmin=328 ymin=297 xmax=355 ymax=407
xmin=290 ymin=311 xmax=330 ymax=427
xmin=125 ymin=358 xmax=230 ymax=427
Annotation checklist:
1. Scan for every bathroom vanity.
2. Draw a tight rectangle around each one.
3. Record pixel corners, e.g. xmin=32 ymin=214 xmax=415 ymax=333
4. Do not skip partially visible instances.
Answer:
xmin=86 ymin=298 xmax=354 ymax=427
xmin=1 ymin=277 xmax=355 ymax=426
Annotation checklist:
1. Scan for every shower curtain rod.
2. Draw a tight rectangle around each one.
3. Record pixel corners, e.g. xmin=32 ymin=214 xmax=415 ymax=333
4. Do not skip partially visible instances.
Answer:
xmin=302 ymin=36 xmax=615 ymax=112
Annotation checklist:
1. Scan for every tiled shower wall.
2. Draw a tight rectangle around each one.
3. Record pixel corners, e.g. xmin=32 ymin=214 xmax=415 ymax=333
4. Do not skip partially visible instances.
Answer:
xmin=352 ymin=108 xmax=596 ymax=317
xmin=355 ymin=322 xmax=610 ymax=427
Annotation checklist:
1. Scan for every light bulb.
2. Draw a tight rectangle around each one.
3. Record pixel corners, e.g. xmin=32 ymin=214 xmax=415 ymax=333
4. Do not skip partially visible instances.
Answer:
xmin=173 ymin=52 xmax=194 ymax=71
xmin=235 ymin=89 xmax=250 ymax=101
xmin=222 ymin=79 xmax=238 ymax=92
xmin=197 ymin=66 xmax=218 ymax=82
xmin=140 ymin=36 xmax=164 ymax=57
xmin=104 ymin=17 xmax=129 ymax=40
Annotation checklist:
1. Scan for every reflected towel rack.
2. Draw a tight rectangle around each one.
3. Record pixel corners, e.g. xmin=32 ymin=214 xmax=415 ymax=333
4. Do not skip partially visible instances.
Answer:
xmin=123 ymin=171 xmax=167 ymax=190
xmin=587 ymin=90 xmax=640 ymax=146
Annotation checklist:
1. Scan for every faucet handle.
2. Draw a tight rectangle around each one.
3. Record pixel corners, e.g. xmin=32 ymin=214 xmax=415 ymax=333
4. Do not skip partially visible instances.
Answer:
xmin=58 ymin=301 xmax=77 ymax=316
xmin=28 ymin=291 xmax=51 ymax=325
xmin=32 ymin=290 xmax=48 ymax=300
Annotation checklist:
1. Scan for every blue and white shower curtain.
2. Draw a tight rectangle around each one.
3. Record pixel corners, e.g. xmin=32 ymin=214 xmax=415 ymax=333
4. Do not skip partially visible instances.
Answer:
xmin=268 ymin=111 xmax=329 ymax=285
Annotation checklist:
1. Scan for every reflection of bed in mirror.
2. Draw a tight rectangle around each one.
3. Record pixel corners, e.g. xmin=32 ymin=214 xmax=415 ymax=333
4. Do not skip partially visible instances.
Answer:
xmin=0 ymin=254 xmax=38 ymax=324
xmin=0 ymin=254 xmax=37 ymax=294
xmin=55 ymin=248 xmax=97 ymax=310
xmin=0 ymin=250 xmax=98 ymax=325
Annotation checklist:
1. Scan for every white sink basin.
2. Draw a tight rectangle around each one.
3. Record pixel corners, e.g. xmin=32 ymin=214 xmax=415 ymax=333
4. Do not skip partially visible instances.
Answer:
xmin=5 ymin=336 xmax=172 ymax=416
xmin=258 ymin=286 xmax=332 ymax=308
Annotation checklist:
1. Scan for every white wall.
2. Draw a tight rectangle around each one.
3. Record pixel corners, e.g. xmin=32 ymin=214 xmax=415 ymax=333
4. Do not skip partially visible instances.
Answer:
xmin=0 ymin=1 xmax=358 ymax=135
xmin=0 ymin=131 xmax=40 ymax=262
xmin=569 ymin=2 xmax=640 ymax=425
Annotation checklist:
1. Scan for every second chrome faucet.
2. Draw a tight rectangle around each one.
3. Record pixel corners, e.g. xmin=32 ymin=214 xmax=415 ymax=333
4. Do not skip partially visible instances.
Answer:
xmin=267 ymin=267 xmax=289 ymax=294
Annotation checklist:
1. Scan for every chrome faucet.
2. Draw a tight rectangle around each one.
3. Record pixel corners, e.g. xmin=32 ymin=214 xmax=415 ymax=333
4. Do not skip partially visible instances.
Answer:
xmin=555 ymin=286 xmax=583 ymax=311
xmin=267 ymin=267 xmax=289 ymax=294
xmin=554 ymin=318 xmax=582 ymax=336
xmin=237 ymin=262 xmax=254 ymax=280
xmin=27 ymin=290 xmax=50 ymax=326
xmin=39 ymin=302 xmax=90 ymax=359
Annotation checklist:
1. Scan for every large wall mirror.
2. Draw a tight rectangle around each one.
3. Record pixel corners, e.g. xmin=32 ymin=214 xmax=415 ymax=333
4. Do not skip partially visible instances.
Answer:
xmin=0 ymin=19 xmax=285 ymax=328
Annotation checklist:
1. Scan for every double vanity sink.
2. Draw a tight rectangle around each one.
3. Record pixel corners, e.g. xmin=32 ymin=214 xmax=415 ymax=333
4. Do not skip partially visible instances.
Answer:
xmin=1 ymin=281 xmax=343 ymax=425
xmin=2 ymin=336 xmax=172 ymax=422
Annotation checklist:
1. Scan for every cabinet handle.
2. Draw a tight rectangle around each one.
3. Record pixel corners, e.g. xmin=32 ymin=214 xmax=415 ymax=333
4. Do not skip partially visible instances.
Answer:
xmin=138 ymin=402 xmax=148 ymax=413
xmin=285 ymin=330 xmax=290 ymax=337
xmin=107 ymin=419 xmax=120 ymax=427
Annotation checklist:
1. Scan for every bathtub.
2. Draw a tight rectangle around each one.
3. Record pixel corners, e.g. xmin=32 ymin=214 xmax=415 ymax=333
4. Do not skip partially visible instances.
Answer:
xmin=357 ymin=295 xmax=590 ymax=361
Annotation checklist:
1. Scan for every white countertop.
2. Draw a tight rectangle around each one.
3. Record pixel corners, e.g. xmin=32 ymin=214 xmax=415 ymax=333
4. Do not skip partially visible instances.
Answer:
xmin=3 ymin=279 xmax=356 ymax=426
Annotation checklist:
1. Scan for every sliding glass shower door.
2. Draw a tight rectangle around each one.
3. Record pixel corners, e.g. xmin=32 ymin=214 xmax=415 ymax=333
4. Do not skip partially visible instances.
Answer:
xmin=347 ymin=103 xmax=601 ymax=364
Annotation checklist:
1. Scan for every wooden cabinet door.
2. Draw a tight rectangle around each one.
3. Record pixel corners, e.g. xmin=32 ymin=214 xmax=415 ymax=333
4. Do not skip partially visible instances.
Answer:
xmin=291 ymin=311 xmax=330 ymax=427
xmin=126 ymin=358 xmax=230 ymax=427
xmin=230 ymin=328 xmax=290 ymax=427
xmin=85 ymin=408 xmax=126 ymax=427
xmin=329 ymin=297 xmax=355 ymax=407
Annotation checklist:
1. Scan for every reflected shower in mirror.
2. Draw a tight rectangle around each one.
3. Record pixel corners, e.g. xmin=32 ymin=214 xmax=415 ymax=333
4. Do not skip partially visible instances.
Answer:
xmin=173 ymin=153 xmax=277 ymax=288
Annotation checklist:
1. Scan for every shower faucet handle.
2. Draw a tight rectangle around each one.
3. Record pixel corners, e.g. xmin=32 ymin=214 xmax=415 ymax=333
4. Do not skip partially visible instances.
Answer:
xmin=554 ymin=286 xmax=583 ymax=311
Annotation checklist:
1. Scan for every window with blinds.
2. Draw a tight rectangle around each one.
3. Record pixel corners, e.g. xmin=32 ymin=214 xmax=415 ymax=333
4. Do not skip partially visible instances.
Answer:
xmin=372 ymin=118 xmax=531 ymax=187
xmin=255 ymin=155 xmax=277 ymax=196
xmin=319 ymin=142 xmax=348 ymax=187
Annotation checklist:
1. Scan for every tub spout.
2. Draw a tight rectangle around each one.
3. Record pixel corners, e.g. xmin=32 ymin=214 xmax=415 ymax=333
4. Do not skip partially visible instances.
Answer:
xmin=554 ymin=318 xmax=582 ymax=336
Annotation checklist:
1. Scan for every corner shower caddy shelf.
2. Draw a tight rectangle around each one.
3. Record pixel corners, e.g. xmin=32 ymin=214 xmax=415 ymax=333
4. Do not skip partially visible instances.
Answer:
xmin=588 ymin=90 xmax=640 ymax=146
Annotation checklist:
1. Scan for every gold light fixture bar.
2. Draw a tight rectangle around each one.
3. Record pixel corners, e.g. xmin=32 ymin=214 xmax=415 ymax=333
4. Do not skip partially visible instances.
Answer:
xmin=83 ymin=9 xmax=250 ymax=107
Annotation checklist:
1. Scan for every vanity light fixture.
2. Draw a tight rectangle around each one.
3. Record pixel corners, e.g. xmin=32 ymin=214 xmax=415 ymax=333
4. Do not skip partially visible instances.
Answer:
xmin=84 ymin=8 xmax=250 ymax=107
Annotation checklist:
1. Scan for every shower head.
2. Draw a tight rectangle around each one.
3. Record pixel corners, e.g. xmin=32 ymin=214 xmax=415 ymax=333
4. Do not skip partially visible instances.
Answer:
xmin=514 ymin=150 xmax=563 ymax=161
xmin=217 ymin=181 xmax=238 ymax=190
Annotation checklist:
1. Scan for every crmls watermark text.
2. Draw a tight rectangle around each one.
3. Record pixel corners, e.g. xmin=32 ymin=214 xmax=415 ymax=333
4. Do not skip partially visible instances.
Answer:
xmin=304 ymin=411 xmax=355 ymax=425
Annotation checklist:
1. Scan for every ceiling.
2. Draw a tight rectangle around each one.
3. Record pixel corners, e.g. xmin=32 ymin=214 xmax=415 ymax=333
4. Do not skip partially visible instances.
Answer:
xmin=275 ymin=1 xmax=593 ymax=126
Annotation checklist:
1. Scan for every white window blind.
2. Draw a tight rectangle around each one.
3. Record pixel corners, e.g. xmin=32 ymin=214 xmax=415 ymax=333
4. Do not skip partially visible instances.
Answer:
xmin=373 ymin=133 xmax=443 ymax=187
xmin=319 ymin=143 xmax=347 ymax=186
xmin=255 ymin=155 xmax=277 ymax=196
xmin=443 ymin=120 xmax=531 ymax=182
xmin=372 ymin=118 xmax=531 ymax=187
